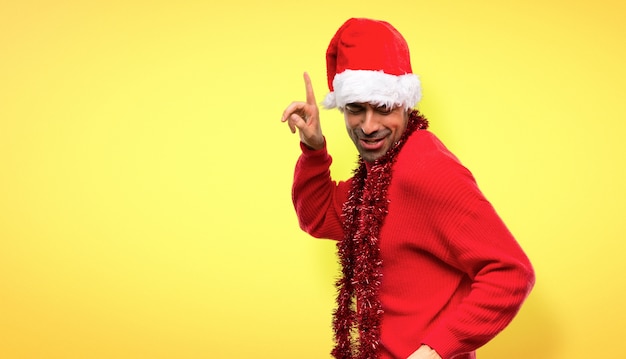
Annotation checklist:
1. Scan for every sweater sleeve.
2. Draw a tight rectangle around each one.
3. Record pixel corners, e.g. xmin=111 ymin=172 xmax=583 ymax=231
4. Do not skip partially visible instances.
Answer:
xmin=408 ymin=134 xmax=535 ymax=358
xmin=424 ymin=198 xmax=535 ymax=358
xmin=291 ymin=141 xmax=350 ymax=241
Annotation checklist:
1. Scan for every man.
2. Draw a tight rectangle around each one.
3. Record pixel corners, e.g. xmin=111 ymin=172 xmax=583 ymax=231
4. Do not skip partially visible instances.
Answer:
xmin=280 ymin=18 xmax=534 ymax=359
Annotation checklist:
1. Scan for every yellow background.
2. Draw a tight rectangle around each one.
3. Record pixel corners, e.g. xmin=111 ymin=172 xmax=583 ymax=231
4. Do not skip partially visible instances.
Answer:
xmin=1 ymin=1 xmax=624 ymax=358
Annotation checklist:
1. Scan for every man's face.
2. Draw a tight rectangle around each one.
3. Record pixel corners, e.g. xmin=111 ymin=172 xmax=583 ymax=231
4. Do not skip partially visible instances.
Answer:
xmin=343 ymin=103 xmax=408 ymax=162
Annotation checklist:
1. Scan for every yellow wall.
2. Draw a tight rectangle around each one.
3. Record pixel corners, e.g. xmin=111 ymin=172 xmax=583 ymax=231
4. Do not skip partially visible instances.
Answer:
xmin=1 ymin=1 xmax=624 ymax=358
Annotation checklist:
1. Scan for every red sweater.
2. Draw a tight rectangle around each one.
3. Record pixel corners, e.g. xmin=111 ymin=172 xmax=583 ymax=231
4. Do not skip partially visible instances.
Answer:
xmin=292 ymin=130 xmax=535 ymax=359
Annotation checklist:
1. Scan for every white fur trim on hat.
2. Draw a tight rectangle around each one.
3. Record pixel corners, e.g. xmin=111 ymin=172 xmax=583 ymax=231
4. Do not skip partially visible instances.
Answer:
xmin=322 ymin=69 xmax=422 ymax=110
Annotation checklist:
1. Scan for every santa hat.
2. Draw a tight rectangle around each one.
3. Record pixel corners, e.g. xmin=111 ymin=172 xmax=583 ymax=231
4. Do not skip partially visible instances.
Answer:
xmin=322 ymin=18 xmax=422 ymax=110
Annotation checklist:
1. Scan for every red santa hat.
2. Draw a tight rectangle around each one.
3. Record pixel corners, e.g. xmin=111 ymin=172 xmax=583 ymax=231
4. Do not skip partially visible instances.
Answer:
xmin=322 ymin=18 xmax=422 ymax=110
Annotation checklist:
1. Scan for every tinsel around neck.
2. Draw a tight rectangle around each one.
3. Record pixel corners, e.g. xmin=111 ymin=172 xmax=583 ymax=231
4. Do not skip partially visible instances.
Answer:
xmin=332 ymin=110 xmax=429 ymax=359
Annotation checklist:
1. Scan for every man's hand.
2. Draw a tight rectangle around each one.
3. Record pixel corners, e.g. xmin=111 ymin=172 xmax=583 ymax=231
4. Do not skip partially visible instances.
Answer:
xmin=280 ymin=72 xmax=324 ymax=150
xmin=407 ymin=345 xmax=442 ymax=359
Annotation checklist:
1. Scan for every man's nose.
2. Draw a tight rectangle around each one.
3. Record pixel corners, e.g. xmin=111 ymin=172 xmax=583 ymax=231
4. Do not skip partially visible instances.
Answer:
xmin=360 ymin=109 xmax=380 ymax=135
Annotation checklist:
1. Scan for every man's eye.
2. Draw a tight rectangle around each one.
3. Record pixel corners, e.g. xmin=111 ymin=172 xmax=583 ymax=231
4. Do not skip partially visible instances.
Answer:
xmin=376 ymin=105 xmax=393 ymax=114
xmin=345 ymin=104 xmax=364 ymax=114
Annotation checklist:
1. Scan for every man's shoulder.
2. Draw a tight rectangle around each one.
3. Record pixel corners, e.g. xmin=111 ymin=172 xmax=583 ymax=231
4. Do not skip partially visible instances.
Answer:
xmin=395 ymin=130 xmax=476 ymax=189
xmin=403 ymin=130 xmax=457 ymax=160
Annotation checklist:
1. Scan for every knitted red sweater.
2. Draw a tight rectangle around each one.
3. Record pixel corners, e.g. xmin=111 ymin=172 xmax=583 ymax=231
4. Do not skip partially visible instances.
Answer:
xmin=292 ymin=130 xmax=535 ymax=359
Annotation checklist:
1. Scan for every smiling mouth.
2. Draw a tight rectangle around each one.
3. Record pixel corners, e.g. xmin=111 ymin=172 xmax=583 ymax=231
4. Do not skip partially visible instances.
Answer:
xmin=359 ymin=137 xmax=385 ymax=150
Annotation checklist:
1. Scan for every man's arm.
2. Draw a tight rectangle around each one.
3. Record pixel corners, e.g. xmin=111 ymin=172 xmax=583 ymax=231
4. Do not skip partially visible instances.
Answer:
xmin=397 ymin=140 xmax=535 ymax=358
xmin=418 ymin=153 xmax=535 ymax=357
xmin=281 ymin=72 xmax=346 ymax=240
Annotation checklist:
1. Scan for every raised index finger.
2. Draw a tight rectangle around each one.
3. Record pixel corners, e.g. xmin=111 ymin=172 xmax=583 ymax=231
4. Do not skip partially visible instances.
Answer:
xmin=303 ymin=72 xmax=317 ymax=105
